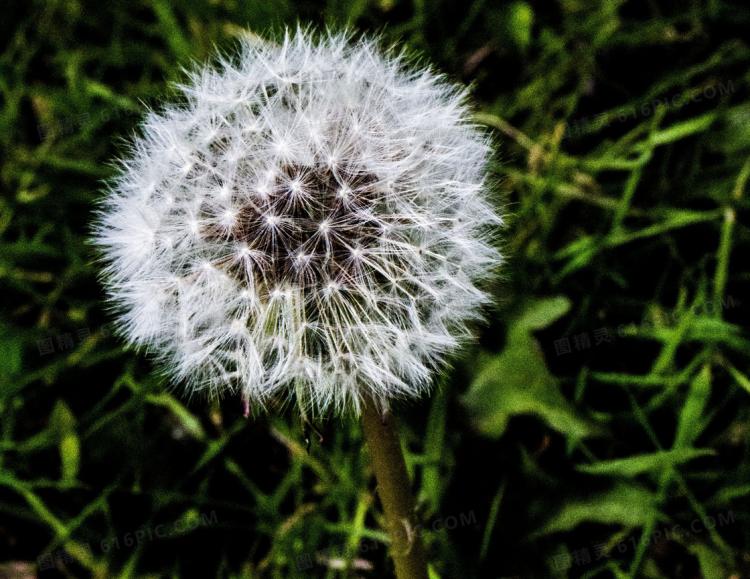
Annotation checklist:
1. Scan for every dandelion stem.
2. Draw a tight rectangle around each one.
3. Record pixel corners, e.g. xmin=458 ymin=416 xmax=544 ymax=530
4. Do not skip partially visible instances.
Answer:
xmin=361 ymin=400 xmax=428 ymax=579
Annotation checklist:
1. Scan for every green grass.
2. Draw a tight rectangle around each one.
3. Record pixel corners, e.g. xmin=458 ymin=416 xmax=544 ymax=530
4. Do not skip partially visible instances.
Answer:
xmin=1 ymin=0 xmax=749 ymax=577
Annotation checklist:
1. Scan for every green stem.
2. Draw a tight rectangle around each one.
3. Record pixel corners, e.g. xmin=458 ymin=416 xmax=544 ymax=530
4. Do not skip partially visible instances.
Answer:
xmin=361 ymin=400 xmax=428 ymax=579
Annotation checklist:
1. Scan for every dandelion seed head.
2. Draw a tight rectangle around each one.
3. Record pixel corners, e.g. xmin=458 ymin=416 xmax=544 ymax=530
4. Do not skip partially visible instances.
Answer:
xmin=94 ymin=28 xmax=502 ymax=416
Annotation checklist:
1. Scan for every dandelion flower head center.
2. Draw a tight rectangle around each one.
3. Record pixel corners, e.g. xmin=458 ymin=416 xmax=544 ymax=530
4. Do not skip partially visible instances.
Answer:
xmin=201 ymin=159 xmax=383 ymax=292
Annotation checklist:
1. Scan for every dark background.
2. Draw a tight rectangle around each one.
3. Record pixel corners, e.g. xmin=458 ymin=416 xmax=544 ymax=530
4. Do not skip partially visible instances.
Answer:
xmin=1 ymin=0 xmax=749 ymax=577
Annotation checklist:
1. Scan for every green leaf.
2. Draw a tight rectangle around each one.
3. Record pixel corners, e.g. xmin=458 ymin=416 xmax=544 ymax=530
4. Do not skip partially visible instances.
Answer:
xmin=637 ymin=112 xmax=716 ymax=148
xmin=0 ymin=325 xmax=22 ymax=399
xmin=420 ymin=386 xmax=449 ymax=512
xmin=506 ymin=2 xmax=534 ymax=51
xmin=534 ymin=483 xmax=661 ymax=536
xmin=510 ymin=295 xmax=571 ymax=335
xmin=726 ymin=363 xmax=750 ymax=395
xmin=462 ymin=297 xmax=600 ymax=439
xmin=145 ymin=392 xmax=206 ymax=440
xmin=50 ymin=401 xmax=80 ymax=484
xmin=675 ymin=365 xmax=711 ymax=448
xmin=688 ymin=542 xmax=730 ymax=579
xmin=712 ymin=484 xmax=750 ymax=504
xmin=50 ymin=400 xmax=77 ymax=434
xmin=463 ymin=348 xmax=597 ymax=438
xmin=710 ymin=103 xmax=750 ymax=154
xmin=59 ymin=433 xmax=80 ymax=484
xmin=170 ymin=508 xmax=203 ymax=536
xmin=577 ymin=448 xmax=715 ymax=477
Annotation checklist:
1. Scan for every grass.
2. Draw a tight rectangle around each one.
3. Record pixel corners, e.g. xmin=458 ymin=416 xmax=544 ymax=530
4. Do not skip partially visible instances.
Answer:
xmin=1 ymin=0 xmax=749 ymax=577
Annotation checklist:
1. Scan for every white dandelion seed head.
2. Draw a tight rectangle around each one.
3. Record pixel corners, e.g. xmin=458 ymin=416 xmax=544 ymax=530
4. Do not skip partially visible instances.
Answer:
xmin=94 ymin=28 xmax=503 ymax=417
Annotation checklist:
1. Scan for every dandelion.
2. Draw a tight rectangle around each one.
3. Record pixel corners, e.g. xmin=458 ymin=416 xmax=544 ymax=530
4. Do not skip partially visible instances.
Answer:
xmin=94 ymin=28 xmax=501 ymax=579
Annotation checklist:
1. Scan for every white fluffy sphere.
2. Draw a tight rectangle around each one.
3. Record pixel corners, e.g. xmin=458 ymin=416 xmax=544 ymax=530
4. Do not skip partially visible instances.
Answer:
xmin=94 ymin=28 xmax=502 ymax=416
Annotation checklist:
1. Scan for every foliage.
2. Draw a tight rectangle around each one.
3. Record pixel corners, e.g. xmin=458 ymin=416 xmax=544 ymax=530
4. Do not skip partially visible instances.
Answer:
xmin=1 ymin=0 xmax=749 ymax=577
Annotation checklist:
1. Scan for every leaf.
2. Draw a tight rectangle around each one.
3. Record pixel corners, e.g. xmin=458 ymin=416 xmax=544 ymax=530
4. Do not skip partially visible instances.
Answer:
xmin=60 ymin=433 xmax=81 ymax=484
xmin=709 ymin=103 xmax=750 ymax=154
xmin=170 ymin=508 xmax=203 ymax=536
xmin=712 ymin=484 xmax=750 ymax=504
xmin=420 ymin=386 xmax=449 ymax=512
xmin=464 ymin=347 xmax=597 ymax=438
xmin=145 ymin=392 xmax=206 ymax=440
xmin=726 ymin=363 xmax=750 ymax=395
xmin=577 ymin=448 xmax=715 ymax=477
xmin=463 ymin=297 xmax=600 ymax=439
xmin=675 ymin=365 xmax=711 ymax=448
xmin=510 ymin=295 xmax=572 ymax=335
xmin=0 ymin=325 xmax=22 ymax=399
xmin=505 ymin=2 xmax=534 ymax=52
xmin=640 ymin=112 xmax=716 ymax=148
xmin=50 ymin=400 xmax=76 ymax=434
xmin=50 ymin=401 xmax=80 ymax=484
xmin=688 ymin=542 xmax=730 ymax=579
xmin=534 ymin=483 xmax=661 ymax=536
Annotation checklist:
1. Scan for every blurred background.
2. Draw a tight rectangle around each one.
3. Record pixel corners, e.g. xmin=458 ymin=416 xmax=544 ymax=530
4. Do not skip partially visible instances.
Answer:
xmin=1 ymin=0 xmax=749 ymax=577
